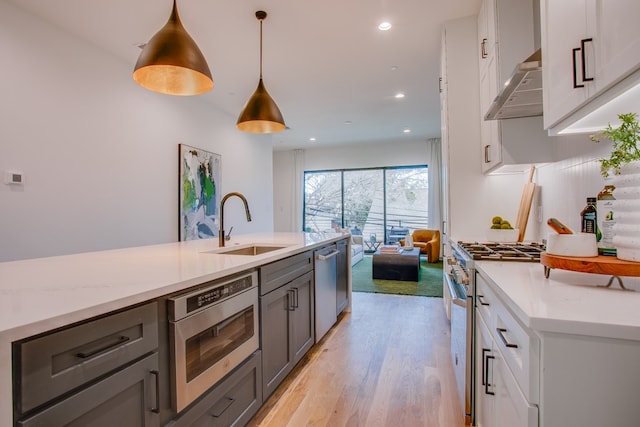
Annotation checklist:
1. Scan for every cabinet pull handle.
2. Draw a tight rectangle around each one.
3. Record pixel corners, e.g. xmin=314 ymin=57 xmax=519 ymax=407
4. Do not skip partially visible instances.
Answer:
xmin=484 ymin=145 xmax=491 ymax=163
xmin=485 ymin=355 xmax=495 ymax=395
xmin=481 ymin=348 xmax=490 ymax=385
xmin=150 ymin=370 xmax=160 ymax=414
xmin=292 ymin=287 xmax=300 ymax=308
xmin=316 ymin=250 xmax=339 ymax=260
xmin=580 ymin=38 xmax=594 ymax=82
xmin=287 ymin=290 xmax=295 ymax=311
xmin=481 ymin=38 xmax=487 ymax=58
xmin=210 ymin=396 xmax=235 ymax=418
xmin=75 ymin=335 xmax=130 ymax=359
xmin=439 ymin=77 xmax=443 ymax=93
xmin=496 ymin=327 xmax=518 ymax=348
xmin=572 ymin=47 xmax=584 ymax=88
xmin=477 ymin=295 xmax=490 ymax=306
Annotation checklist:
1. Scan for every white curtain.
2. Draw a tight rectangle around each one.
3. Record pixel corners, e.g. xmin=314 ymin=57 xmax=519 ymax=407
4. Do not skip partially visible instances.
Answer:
xmin=291 ymin=149 xmax=305 ymax=231
xmin=427 ymin=138 xmax=442 ymax=232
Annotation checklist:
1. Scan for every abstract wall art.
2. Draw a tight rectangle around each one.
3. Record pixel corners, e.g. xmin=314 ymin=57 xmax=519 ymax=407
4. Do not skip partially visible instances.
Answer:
xmin=179 ymin=144 xmax=221 ymax=241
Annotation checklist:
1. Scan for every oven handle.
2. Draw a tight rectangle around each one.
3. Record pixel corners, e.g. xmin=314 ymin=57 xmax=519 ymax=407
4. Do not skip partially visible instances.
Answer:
xmin=445 ymin=272 xmax=467 ymax=308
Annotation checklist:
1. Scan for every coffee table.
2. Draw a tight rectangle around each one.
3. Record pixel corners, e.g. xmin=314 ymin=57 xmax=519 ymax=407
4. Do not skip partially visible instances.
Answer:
xmin=372 ymin=247 xmax=421 ymax=281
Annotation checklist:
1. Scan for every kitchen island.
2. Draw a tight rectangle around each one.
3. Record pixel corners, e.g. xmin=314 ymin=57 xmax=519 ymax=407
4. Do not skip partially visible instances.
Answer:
xmin=0 ymin=231 xmax=349 ymax=426
xmin=474 ymin=260 xmax=640 ymax=427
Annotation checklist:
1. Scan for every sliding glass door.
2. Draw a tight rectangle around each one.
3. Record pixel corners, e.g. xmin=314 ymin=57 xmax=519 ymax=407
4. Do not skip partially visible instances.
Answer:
xmin=304 ymin=166 xmax=428 ymax=244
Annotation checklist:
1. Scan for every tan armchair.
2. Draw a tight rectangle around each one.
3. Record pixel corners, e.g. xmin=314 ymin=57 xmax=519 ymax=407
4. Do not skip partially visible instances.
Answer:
xmin=402 ymin=229 xmax=440 ymax=263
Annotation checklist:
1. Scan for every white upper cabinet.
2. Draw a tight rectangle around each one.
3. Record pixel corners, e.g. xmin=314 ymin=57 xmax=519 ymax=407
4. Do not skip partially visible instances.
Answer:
xmin=542 ymin=0 xmax=640 ymax=133
xmin=477 ymin=0 xmax=558 ymax=174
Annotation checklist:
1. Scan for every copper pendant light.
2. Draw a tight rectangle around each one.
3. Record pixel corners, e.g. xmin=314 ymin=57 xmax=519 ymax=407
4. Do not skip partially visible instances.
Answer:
xmin=133 ymin=0 xmax=213 ymax=96
xmin=237 ymin=11 xmax=286 ymax=133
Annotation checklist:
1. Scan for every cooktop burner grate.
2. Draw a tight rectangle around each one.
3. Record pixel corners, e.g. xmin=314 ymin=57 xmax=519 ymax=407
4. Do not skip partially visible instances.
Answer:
xmin=457 ymin=242 xmax=545 ymax=262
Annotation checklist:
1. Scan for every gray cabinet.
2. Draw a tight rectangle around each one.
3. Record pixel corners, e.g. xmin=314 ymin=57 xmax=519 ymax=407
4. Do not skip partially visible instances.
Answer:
xmin=14 ymin=302 xmax=160 ymax=426
xmin=167 ymin=351 xmax=262 ymax=427
xmin=336 ymin=238 xmax=349 ymax=315
xmin=259 ymin=252 xmax=314 ymax=400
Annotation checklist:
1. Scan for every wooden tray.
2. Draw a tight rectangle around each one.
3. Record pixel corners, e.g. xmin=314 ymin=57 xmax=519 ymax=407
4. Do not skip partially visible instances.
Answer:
xmin=541 ymin=253 xmax=640 ymax=277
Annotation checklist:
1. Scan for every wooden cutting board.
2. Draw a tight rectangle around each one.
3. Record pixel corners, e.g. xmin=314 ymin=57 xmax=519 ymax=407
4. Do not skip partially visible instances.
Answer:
xmin=515 ymin=166 xmax=536 ymax=242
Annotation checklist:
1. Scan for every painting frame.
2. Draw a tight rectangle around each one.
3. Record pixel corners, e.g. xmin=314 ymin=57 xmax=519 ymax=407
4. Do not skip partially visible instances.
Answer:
xmin=178 ymin=144 xmax=221 ymax=241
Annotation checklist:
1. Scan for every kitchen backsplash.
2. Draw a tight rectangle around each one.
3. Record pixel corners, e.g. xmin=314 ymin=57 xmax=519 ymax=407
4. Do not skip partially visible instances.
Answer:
xmin=529 ymin=134 xmax=613 ymax=243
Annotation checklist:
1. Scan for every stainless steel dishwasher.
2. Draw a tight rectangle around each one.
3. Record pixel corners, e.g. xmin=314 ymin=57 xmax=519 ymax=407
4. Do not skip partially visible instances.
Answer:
xmin=314 ymin=244 xmax=339 ymax=342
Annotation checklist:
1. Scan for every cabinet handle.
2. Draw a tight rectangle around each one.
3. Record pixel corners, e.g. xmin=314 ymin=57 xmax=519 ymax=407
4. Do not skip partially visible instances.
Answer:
xmin=496 ymin=327 xmax=518 ymax=348
xmin=150 ymin=370 xmax=160 ymax=414
xmin=439 ymin=77 xmax=443 ymax=93
xmin=572 ymin=47 xmax=585 ymax=88
xmin=210 ymin=396 xmax=235 ymax=418
xmin=580 ymin=38 xmax=594 ymax=82
xmin=484 ymin=145 xmax=491 ymax=163
xmin=477 ymin=295 xmax=490 ymax=306
xmin=484 ymin=355 xmax=495 ymax=395
xmin=481 ymin=38 xmax=487 ymax=59
xmin=292 ymin=287 xmax=299 ymax=309
xmin=75 ymin=335 xmax=130 ymax=359
xmin=481 ymin=348 xmax=491 ymax=385
xmin=287 ymin=290 xmax=295 ymax=311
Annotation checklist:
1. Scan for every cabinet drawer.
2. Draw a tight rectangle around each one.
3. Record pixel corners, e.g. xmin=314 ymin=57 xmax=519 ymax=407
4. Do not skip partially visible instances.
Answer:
xmin=18 ymin=352 xmax=159 ymax=427
xmin=260 ymin=251 xmax=313 ymax=295
xmin=16 ymin=302 xmax=158 ymax=413
xmin=491 ymin=298 xmax=539 ymax=404
xmin=475 ymin=272 xmax=498 ymax=328
xmin=168 ymin=350 xmax=262 ymax=427
xmin=494 ymin=347 xmax=539 ymax=427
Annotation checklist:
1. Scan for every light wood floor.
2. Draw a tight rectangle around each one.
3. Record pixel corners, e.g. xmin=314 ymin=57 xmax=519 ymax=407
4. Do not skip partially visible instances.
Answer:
xmin=247 ymin=292 xmax=465 ymax=427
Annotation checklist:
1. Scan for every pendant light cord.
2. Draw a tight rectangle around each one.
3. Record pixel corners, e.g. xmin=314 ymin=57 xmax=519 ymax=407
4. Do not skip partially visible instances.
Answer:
xmin=259 ymin=18 xmax=263 ymax=79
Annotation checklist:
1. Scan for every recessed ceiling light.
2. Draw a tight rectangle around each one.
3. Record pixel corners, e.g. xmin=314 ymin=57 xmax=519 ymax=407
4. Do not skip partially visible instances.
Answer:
xmin=391 ymin=65 xmax=399 ymax=71
xmin=378 ymin=22 xmax=392 ymax=31
xmin=403 ymin=128 xmax=411 ymax=133
xmin=344 ymin=120 xmax=352 ymax=125
xmin=395 ymin=92 xmax=405 ymax=99
xmin=309 ymin=137 xmax=316 ymax=141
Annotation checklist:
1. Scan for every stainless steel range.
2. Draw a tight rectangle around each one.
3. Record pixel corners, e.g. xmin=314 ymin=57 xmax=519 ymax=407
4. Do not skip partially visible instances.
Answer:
xmin=444 ymin=240 xmax=543 ymax=425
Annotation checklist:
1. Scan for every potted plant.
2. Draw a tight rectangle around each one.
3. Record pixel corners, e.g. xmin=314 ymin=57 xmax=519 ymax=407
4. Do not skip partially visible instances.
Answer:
xmin=590 ymin=112 xmax=640 ymax=262
xmin=590 ymin=112 xmax=640 ymax=177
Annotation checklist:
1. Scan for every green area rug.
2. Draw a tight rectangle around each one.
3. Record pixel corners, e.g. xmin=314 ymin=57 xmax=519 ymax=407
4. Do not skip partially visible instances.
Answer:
xmin=351 ymin=255 xmax=443 ymax=297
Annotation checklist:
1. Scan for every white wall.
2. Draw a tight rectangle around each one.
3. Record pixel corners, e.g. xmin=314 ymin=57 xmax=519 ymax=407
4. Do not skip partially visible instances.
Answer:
xmin=273 ymin=140 xmax=429 ymax=232
xmin=0 ymin=2 xmax=273 ymax=262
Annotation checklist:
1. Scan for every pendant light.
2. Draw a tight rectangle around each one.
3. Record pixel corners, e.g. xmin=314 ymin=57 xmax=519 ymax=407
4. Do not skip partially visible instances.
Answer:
xmin=133 ymin=0 xmax=213 ymax=96
xmin=237 ymin=11 xmax=286 ymax=133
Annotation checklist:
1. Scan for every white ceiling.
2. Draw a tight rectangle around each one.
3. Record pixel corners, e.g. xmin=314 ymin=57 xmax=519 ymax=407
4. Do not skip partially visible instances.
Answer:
xmin=8 ymin=0 xmax=481 ymax=150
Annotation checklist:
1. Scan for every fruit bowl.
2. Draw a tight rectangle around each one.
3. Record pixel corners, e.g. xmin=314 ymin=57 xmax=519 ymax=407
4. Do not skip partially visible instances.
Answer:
xmin=486 ymin=228 xmax=519 ymax=243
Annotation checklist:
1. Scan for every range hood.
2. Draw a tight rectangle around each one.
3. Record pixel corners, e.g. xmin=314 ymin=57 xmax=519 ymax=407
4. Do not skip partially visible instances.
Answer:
xmin=485 ymin=49 xmax=542 ymax=120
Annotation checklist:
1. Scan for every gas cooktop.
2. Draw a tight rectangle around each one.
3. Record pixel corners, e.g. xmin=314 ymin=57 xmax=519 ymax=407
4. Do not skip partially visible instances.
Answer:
xmin=457 ymin=241 xmax=545 ymax=262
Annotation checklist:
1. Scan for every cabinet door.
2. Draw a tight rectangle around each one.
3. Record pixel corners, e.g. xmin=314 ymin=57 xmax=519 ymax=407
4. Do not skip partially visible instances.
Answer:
xmin=479 ymin=53 xmax=502 ymax=173
xmin=541 ymin=0 xmax=594 ymax=129
xmin=475 ymin=314 xmax=495 ymax=427
xmin=18 ymin=353 xmax=160 ymax=427
xmin=494 ymin=349 xmax=539 ymax=427
xmin=260 ymin=284 xmax=293 ymax=399
xmin=290 ymin=271 xmax=315 ymax=364
xmin=477 ymin=0 xmax=496 ymax=74
xmin=595 ymin=0 xmax=640 ymax=91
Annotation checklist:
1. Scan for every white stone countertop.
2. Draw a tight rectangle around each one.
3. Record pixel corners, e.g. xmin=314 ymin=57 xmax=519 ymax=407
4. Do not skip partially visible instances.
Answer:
xmin=476 ymin=260 xmax=640 ymax=341
xmin=0 ymin=231 xmax=347 ymax=423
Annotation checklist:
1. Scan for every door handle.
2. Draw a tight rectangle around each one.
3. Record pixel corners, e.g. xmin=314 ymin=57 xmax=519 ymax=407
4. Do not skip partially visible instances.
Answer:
xmin=484 ymin=145 xmax=491 ymax=163
xmin=481 ymin=38 xmax=487 ymax=58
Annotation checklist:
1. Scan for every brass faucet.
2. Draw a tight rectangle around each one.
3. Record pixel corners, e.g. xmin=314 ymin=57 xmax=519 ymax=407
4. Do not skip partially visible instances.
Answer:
xmin=219 ymin=192 xmax=252 ymax=247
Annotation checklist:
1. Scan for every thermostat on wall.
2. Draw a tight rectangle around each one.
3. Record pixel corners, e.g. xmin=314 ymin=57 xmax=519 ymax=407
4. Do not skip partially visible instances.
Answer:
xmin=4 ymin=171 xmax=24 ymax=185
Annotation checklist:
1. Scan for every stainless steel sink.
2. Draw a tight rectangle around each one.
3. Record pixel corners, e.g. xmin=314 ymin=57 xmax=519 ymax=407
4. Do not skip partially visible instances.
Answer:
xmin=213 ymin=245 xmax=287 ymax=256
